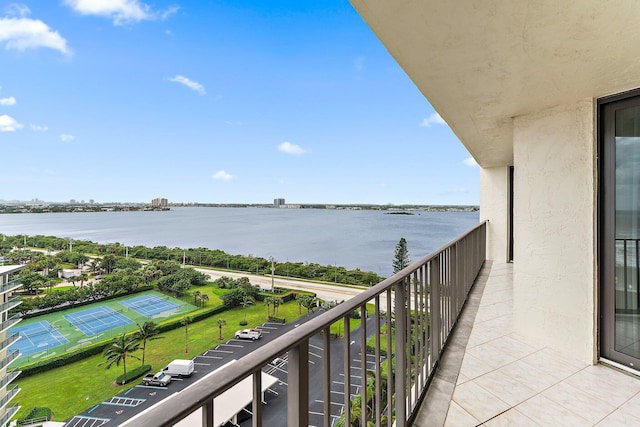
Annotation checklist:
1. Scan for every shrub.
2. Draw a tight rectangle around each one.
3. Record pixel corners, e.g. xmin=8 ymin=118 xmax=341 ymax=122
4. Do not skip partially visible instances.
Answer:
xmin=17 ymin=406 xmax=52 ymax=424
xmin=238 ymin=320 xmax=248 ymax=326
xmin=115 ymin=364 xmax=151 ymax=385
xmin=267 ymin=316 xmax=286 ymax=323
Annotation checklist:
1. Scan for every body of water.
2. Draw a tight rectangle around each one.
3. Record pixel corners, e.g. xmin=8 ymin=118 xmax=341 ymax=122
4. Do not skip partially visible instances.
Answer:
xmin=0 ymin=207 xmax=479 ymax=278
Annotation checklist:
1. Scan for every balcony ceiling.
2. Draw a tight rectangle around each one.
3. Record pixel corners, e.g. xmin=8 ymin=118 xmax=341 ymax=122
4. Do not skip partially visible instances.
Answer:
xmin=350 ymin=0 xmax=640 ymax=167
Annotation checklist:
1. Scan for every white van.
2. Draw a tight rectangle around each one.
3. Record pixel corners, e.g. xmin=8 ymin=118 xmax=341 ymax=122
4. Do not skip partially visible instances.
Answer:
xmin=162 ymin=359 xmax=195 ymax=377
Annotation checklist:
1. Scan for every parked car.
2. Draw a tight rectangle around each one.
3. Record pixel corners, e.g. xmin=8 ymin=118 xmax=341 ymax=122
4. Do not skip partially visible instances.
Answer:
xmin=162 ymin=359 xmax=195 ymax=377
xmin=234 ymin=328 xmax=262 ymax=340
xmin=141 ymin=371 xmax=171 ymax=387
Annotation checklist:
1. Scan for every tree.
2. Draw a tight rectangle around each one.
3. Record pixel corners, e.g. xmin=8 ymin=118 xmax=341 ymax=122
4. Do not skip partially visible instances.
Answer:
xmin=78 ymin=272 xmax=88 ymax=287
xmin=182 ymin=316 xmax=192 ymax=353
xmin=264 ymin=296 xmax=275 ymax=317
xmin=272 ymin=297 xmax=283 ymax=317
xmin=217 ymin=318 xmax=226 ymax=341
xmin=192 ymin=290 xmax=201 ymax=305
xmin=99 ymin=334 xmax=141 ymax=383
xmin=393 ymin=237 xmax=410 ymax=273
xmin=240 ymin=295 xmax=255 ymax=322
xmin=199 ymin=293 xmax=209 ymax=308
xmin=134 ymin=321 xmax=163 ymax=366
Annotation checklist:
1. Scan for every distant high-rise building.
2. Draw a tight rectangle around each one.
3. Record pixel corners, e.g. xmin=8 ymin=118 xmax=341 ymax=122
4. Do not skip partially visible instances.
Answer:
xmin=274 ymin=198 xmax=285 ymax=208
xmin=89 ymin=199 xmax=94 ymax=204
xmin=151 ymin=198 xmax=168 ymax=207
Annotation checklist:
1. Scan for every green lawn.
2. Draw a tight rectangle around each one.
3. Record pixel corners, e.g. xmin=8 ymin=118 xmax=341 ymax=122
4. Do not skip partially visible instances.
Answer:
xmin=14 ymin=297 xmax=304 ymax=421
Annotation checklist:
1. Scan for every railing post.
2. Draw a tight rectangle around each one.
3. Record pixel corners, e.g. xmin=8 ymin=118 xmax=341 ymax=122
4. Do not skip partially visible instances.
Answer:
xmin=394 ymin=280 xmax=407 ymax=426
xmin=430 ymin=255 xmax=441 ymax=363
xmin=253 ymin=371 xmax=262 ymax=427
xmin=202 ymin=399 xmax=213 ymax=427
xmin=288 ymin=339 xmax=309 ymax=426
xmin=323 ymin=326 xmax=331 ymax=427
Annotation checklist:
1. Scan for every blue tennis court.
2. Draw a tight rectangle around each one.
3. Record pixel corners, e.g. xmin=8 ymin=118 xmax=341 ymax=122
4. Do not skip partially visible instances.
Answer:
xmin=9 ymin=320 xmax=69 ymax=356
xmin=64 ymin=306 xmax=133 ymax=336
xmin=120 ymin=295 xmax=179 ymax=317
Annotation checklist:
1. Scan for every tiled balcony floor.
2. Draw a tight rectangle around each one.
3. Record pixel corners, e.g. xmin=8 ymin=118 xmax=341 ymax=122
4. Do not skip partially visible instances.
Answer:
xmin=419 ymin=262 xmax=640 ymax=426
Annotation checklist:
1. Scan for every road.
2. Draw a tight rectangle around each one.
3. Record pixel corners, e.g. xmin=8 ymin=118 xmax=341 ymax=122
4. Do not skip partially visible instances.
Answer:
xmin=193 ymin=267 xmax=370 ymax=304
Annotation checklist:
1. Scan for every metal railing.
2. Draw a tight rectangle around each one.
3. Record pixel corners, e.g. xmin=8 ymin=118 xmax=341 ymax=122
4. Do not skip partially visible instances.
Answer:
xmin=0 ymin=315 xmax=21 ymax=334
xmin=0 ymin=279 xmax=21 ymax=295
xmin=122 ymin=221 xmax=486 ymax=427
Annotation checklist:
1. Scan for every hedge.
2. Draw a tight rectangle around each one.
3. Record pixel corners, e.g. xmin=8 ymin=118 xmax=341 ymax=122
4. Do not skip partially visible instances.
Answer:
xmin=17 ymin=406 xmax=52 ymax=425
xmin=116 ymin=364 xmax=151 ymax=385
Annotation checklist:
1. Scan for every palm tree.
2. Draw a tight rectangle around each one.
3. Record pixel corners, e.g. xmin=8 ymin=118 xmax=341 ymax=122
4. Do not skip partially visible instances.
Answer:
xmin=217 ymin=319 xmax=226 ymax=341
xmin=192 ymin=290 xmax=201 ymax=305
xmin=200 ymin=293 xmax=209 ymax=308
xmin=99 ymin=334 xmax=140 ymax=383
xmin=134 ymin=321 xmax=163 ymax=366
xmin=273 ymin=297 xmax=284 ymax=317
xmin=79 ymin=272 xmax=88 ymax=287
xmin=264 ymin=296 xmax=274 ymax=318
xmin=182 ymin=316 xmax=192 ymax=353
xmin=240 ymin=295 xmax=255 ymax=322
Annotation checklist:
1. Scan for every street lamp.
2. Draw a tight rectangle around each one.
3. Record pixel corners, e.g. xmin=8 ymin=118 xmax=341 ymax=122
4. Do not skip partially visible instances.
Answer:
xmin=270 ymin=257 xmax=275 ymax=292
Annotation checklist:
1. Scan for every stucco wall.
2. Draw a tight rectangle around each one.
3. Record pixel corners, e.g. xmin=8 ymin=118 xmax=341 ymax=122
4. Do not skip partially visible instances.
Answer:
xmin=480 ymin=167 xmax=509 ymax=262
xmin=512 ymin=99 xmax=596 ymax=364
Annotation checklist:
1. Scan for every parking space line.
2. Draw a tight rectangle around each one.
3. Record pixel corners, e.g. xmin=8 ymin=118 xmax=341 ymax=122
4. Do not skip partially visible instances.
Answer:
xmin=219 ymin=344 xmax=243 ymax=348
xmin=197 ymin=355 xmax=222 ymax=359
xmin=309 ymin=351 xmax=322 ymax=358
xmin=194 ymin=362 xmax=210 ymax=366
xmin=209 ymin=350 xmax=233 ymax=353
xmin=309 ymin=344 xmax=323 ymax=351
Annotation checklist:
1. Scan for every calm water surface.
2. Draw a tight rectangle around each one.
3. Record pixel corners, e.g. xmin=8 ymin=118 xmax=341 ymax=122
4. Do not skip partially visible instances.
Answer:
xmin=0 ymin=207 xmax=479 ymax=277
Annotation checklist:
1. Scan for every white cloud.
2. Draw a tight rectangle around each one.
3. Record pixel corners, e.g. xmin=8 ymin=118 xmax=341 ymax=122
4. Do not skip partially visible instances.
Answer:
xmin=64 ymin=0 xmax=178 ymax=25
xmin=159 ymin=5 xmax=180 ymax=21
xmin=5 ymin=4 xmax=30 ymax=17
xmin=30 ymin=123 xmax=47 ymax=131
xmin=0 ymin=114 xmax=22 ymax=131
xmin=212 ymin=170 xmax=234 ymax=181
xmin=419 ymin=112 xmax=446 ymax=127
xmin=0 ymin=96 xmax=16 ymax=106
xmin=168 ymin=75 xmax=206 ymax=95
xmin=463 ymin=157 xmax=478 ymax=167
xmin=278 ymin=141 xmax=307 ymax=155
xmin=60 ymin=133 xmax=75 ymax=142
xmin=0 ymin=17 xmax=70 ymax=54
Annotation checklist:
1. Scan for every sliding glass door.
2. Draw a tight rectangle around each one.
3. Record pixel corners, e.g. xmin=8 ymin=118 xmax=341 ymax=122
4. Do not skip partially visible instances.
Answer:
xmin=601 ymin=94 xmax=640 ymax=369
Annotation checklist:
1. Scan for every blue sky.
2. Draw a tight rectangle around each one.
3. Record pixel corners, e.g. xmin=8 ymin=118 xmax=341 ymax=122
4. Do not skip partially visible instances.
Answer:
xmin=0 ymin=0 xmax=479 ymax=205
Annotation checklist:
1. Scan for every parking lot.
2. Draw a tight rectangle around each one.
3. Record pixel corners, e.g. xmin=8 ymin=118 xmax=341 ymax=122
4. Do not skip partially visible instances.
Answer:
xmin=63 ymin=315 xmax=384 ymax=427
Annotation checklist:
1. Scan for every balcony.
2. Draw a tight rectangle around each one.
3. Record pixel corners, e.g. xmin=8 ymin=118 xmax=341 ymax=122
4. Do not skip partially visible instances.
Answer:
xmin=419 ymin=262 xmax=640 ymax=426
xmin=0 ymin=279 xmax=21 ymax=295
xmin=118 ymin=221 xmax=640 ymax=426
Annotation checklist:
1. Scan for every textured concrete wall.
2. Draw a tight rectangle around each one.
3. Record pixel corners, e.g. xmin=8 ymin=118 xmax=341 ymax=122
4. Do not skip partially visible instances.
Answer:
xmin=480 ymin=167 xmax=509 ymax=262
xmin=512 ymin=99 xmax=596 ymax=364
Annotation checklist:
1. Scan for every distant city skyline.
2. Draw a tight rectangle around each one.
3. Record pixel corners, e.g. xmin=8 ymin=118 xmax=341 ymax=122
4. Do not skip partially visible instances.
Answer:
xmin=0 ymin=1 xmax=479 ymax=205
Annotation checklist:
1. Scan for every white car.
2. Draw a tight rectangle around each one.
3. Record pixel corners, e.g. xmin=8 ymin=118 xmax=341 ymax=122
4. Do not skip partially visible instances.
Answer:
xmin=234 ymin=328 xmax=262 ymax=340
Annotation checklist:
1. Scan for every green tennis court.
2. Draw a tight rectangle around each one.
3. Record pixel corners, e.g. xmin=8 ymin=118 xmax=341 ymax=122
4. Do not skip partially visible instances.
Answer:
xmin=9 ymin=290 xmax=197 ymax=367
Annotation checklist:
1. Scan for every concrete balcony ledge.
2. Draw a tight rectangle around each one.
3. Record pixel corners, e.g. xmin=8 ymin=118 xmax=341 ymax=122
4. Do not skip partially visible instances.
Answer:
xmin=415 ymin=261 xmax=640 ymax=426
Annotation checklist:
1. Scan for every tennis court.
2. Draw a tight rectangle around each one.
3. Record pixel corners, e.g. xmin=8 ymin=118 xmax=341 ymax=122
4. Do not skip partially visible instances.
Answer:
xmin=9 ymin=290 xmax=197 ymax=366
xmin=64 ymin=306 xmax=133 ymax=336
xmin=120 ymin=294 xmax=179 ymax=317
xmin=10 ymin=320 xmax=69 ymax=356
